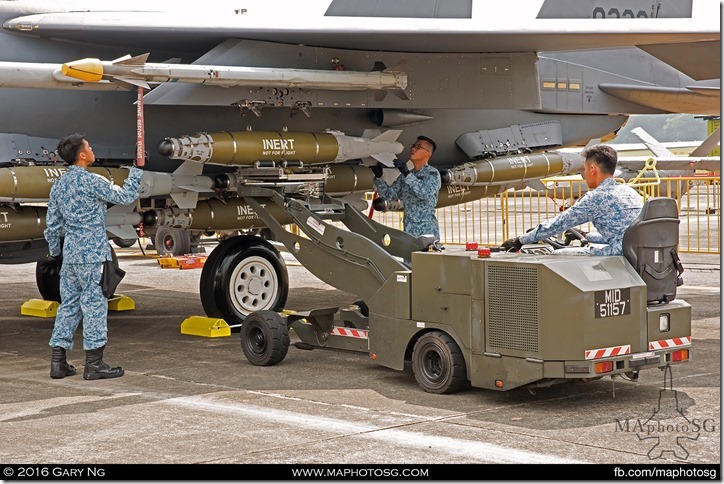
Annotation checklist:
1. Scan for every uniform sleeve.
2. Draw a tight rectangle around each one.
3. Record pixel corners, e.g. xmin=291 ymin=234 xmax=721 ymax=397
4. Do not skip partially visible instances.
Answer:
xmin=403 ymin=169 xmax=441 ymax=201
xmin=89 ymin=167 xmax=143 ymax=205
xmin=43 ymin=188 xmax=63 ymax=257
xmin=585 ymin=231 xmax=605 ymax=244
xmin=373 ymin=173 xmax=404 ymax=200
xmin=520 ymin=192 xmax=596 ymax=244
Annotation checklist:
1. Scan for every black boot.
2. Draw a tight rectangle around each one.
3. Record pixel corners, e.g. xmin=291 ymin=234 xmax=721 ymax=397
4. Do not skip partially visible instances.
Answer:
xmin=83 ymin=345 xmax=124 ymax=380
xmin=50 ymin=346 xmax=76 ymax=379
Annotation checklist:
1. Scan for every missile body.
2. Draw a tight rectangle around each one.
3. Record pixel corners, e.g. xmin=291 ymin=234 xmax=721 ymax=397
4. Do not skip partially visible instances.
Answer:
xmin=158 ymin=130 xmax=404 ymax=167
xmin=0 ymin=205 xmax=47 ymax=241
xmin=373 ymin=151 xmax=584 ymax=212
xmin=62 ymin=56 xmax=407 ymax=94
xmin=0 ymin=166 xmax=216 ymax=203
xmin=0 ymin=204 xmax=143 ymax=243
xmin=143 ymin=197 xmax=293 ymax=231
xmin=444 ymin=151 xmax=582 ymax=187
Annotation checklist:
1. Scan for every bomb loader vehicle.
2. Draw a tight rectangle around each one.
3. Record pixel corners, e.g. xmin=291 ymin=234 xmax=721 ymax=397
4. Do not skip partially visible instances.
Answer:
xmin=233 ymin=191 xmax=691 ymax=393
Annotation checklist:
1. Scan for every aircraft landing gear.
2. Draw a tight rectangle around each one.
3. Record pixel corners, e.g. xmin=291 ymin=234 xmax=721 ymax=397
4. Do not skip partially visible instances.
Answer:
xmin=199 ymin=235 xmax=288 ymax=327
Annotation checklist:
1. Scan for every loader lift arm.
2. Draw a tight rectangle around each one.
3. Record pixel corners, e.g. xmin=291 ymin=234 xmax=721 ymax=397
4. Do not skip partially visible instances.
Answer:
xmin=240 ymin=186 xmax=431 ymax=302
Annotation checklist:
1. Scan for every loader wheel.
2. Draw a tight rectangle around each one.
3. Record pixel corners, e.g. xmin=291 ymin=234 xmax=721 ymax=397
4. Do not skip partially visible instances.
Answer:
xmin=411 ymin=331 xmax=467 ymax=394
xmin=154 ymin=227 xmax=191 ymax=256
xmin=240 ymin=310 xmax=290 ymax=366
xmin=200 ymin=235 xmax=288 ymax=326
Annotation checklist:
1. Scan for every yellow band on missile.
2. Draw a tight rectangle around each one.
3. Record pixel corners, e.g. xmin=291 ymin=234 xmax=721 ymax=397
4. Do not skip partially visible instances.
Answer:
xmin=61 ymin=58 xmax=104 ymax=82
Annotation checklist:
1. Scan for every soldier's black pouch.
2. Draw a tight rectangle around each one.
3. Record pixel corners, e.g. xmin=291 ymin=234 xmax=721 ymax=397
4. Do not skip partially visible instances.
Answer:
xmin=100 ymin=259 xmax=126 ymax=298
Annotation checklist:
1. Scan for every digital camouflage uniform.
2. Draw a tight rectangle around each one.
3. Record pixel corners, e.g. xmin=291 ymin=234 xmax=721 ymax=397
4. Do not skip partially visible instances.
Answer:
xmin=45 ymin=166 xmax=143 ymax=350
xmin=519 ymin=177 xmax=643 ymax=256
xmin=373 ymin=163 xmax=441 ymax=239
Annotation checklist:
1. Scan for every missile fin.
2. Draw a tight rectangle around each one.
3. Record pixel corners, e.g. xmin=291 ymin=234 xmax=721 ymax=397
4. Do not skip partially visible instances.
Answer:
xmin=373 ymin=90 xmax=387 ymax=102
xmin=112 ymin=76 xmax=150 ymax=90
xmin=367 ymin=129 xmax=403 ymax=143
xmin=176 ymin=185 xmax=209 ymax=193
xmin=106 ymin=224 xmax=138 ymax=240
xmin=171 ymin=191 xmax=199 ymax=210
xmin=371 ymin=61 xmax=387 ymax=72
xmin=381 ymin=59 xmax=407 ymax=73
xmin=173 ymin=160 xmax=204 ymax=176
xmin=114 ymin=53 xmax=150 ymax=65
xmin=391 ymin=88 xmax=409 ymax=100
xmin=366 ymin=153 xmax=396 ymax=167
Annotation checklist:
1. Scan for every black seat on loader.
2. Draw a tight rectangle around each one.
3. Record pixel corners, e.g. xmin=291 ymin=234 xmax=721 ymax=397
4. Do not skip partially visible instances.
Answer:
xmin=622 ymin=197 xmax=684 ymax=304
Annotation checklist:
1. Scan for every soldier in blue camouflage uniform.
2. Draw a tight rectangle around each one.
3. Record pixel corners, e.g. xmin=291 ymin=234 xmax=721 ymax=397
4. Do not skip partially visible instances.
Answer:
xmin=502 ymin=144 xmax=643 ymax=256
xmin=45 ymin=133 xmax=144 ymax=380
xmin=371 ymin=135 xmax=441 ymax=239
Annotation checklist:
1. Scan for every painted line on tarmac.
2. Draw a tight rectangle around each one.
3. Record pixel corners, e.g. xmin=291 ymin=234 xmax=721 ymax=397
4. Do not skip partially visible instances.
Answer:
xmin=169 ymin=395 xmax=586 ymax=464
xmin=679 ymin=286 xmax=720 ymax=293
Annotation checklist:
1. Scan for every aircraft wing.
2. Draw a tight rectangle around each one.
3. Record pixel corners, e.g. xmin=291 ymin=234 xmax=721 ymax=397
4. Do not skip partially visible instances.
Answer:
xmin=2 ymin=0 xmax=718 ymax=57
xmin=690 ymin=127 xmax=721 ymax=157
xmin=616 ymin=156 xmax=720 ymax=172
xmin=599 ymin=83 xmax=720 ymax=116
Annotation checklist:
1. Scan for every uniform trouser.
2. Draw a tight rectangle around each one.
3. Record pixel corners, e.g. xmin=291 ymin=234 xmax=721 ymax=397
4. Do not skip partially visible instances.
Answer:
xmin=49 ymin=262 xmax=108 ymax=351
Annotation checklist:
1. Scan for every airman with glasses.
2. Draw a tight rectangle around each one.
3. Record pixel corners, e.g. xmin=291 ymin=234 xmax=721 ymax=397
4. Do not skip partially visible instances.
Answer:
xmin=370 ymin=135 xmax=441 ymax=239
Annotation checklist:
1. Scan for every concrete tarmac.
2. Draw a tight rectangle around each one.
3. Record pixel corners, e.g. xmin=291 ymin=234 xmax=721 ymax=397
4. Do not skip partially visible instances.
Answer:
xmin=0 ymin=242 xmax=720 ymax=476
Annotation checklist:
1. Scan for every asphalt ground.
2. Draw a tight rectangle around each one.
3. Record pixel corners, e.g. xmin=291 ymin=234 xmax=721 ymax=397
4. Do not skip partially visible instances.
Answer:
xmin=0 ymin=241 xmax=720 ymax=479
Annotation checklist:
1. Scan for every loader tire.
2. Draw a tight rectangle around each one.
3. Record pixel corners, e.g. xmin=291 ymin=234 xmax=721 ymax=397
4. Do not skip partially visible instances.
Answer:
xmin=240 ymin=310 xmax=290 ymax=366
xmin=412 ymin=331 xmax=467 ymax=394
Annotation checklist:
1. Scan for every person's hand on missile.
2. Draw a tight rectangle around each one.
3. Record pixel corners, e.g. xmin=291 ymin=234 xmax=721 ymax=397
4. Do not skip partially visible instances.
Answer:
xmin=370 ymin=162 xmax=384 ymax=178
xmin=393 ymin=158 xmax=410 ymax=176
xmin=501 ymin=237 xmax=523 ymax=252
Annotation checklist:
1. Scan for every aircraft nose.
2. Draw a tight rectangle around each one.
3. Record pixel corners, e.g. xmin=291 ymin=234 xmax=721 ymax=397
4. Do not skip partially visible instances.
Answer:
xmin=157 ymin=139 xmax=174 ymax=157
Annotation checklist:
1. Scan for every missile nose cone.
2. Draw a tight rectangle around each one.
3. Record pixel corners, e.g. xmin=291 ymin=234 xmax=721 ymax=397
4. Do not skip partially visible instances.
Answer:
xmin=61 ymin=58 xmax=104 ymax=82
xmin=372 ymin=197 xmax=387 ymax=212
xmin=142 ymin=210 xmax=158 ymax=227
xmin=158 ymin=139 xmax=174 ymax=157
xmin=439 ymin=169 xmax=451 ymax=185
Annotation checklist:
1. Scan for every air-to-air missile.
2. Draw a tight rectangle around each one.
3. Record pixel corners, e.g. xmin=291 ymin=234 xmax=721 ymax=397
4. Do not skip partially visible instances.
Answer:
xmin=157 ymin=129 xmax=404 ymax=167
xmin=57 ymin=54 xmax=408 ymax=99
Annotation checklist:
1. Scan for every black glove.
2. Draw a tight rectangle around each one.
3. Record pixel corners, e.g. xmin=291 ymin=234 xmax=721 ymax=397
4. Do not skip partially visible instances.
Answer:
xmin=564 ymin=229 xmax=589 ymax=246
xmin=370 ymin=162 xmax=383 ymax=178
xmin=45 ymin=253 xmax=62 ymax=265
xmin=393 ymin=158 xmax=410 ymax=176
xmin=501 ymin=237 xmax=523 ymax=252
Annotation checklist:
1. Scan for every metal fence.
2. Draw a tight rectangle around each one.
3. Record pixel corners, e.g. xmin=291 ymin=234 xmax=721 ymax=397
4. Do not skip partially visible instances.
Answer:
xmin=368 ymin=176 xmax=721 ymax=254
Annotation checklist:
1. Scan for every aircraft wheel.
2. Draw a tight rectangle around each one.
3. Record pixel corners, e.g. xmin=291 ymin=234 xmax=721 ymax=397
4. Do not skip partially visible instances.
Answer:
xmin=200 ymin=236 xmax=288 ymax=326
xmin=411 ymin=331 xmax=467 ymax=394
xmin=112 ymin=237 xmax=136 ymax=249
xmin=36 ymin=256 xmax=62 ymax=302
xmin=154 ymin=227 xmax=191 ymax=256
xmin=35 ymin=247 xmax=119 ymax=302
xmin=240 ymin=310 xmax=290 ymax=366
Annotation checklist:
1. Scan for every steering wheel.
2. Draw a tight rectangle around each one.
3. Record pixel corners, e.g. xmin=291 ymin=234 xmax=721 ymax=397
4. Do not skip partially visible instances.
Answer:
xmin=542 ymin=227 xmax=589 ymax=249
